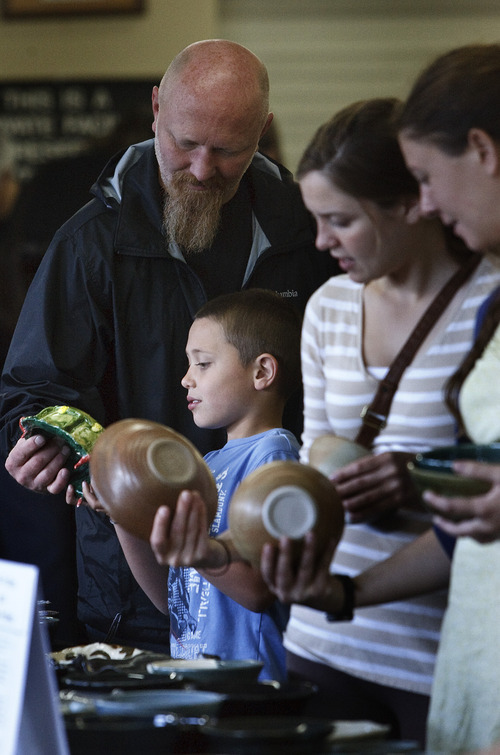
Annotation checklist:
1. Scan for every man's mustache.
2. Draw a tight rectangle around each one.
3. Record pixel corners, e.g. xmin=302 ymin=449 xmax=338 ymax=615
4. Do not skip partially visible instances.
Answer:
xmin=170 ymin=173 xmax=226 ymax=193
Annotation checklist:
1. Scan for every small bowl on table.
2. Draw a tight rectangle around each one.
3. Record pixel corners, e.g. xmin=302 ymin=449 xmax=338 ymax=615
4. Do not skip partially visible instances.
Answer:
xmin=408 ymin=443 xmax=500 ymax=515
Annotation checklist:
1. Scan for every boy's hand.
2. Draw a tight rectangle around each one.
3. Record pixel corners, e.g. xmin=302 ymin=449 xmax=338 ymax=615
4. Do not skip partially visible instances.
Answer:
xmin=66 ymin=480 xmax=106 ymax=512
xmin=150 ymin=489 xmax=214 ymax=568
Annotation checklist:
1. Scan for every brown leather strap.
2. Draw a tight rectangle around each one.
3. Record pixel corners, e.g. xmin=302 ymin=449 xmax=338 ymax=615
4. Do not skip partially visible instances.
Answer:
xmin=355 ymin=255 xmax=481 ymax=449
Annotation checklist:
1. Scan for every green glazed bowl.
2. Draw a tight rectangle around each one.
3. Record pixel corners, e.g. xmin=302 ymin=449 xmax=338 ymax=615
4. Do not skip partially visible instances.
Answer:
xmin=20 ymin=405 xmax=104 ymax=498
xmin=408 ymin=443 xmax=500 ymax=500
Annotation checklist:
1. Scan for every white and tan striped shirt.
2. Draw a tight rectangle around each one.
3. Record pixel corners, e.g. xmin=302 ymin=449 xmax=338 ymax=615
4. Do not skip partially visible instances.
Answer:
xmin=286 ymin=255 xmax=500 ymax=695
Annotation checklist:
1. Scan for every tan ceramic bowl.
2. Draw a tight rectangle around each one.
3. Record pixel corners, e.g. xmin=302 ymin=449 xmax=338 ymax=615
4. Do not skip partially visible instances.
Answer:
xmin=309 ymin=435 xmax=369 ymax=477
xmin=90 ymin=419 xmax=218 ymax=540
xmin=228 ymin=460 xmax=344 ymax=569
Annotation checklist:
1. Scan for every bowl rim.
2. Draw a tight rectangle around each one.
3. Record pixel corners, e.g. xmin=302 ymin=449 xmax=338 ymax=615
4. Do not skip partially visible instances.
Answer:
xmin=414 ymin=442 xmax=500 ymax=470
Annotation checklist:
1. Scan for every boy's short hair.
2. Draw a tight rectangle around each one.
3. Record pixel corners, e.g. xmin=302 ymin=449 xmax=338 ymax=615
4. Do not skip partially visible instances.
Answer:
xmin=194 ymin=289 xmax=302 ymax=400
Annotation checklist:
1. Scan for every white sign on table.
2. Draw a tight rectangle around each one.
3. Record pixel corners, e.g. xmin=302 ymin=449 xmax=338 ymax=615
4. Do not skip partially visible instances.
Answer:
xmin=0 ymin=558 xmax=69 ymax=755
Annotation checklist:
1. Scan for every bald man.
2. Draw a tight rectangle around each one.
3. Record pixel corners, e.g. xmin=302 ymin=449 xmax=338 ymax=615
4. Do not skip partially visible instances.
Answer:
xmin=1 ymin=40 xmax=338 ymax=651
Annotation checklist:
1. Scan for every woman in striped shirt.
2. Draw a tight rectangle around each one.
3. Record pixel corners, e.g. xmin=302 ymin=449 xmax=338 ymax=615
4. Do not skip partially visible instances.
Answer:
xmin=277 ymin=98 xmax=500 ymax=747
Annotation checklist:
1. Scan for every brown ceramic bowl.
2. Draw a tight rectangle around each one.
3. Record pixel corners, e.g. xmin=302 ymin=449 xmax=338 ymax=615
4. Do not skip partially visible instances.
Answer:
xmin=90 ymin=419 xmax=218 ymax=540
xmin=228 ymin=461 xmax=344 ymax=569
xmin=309 ymin=435 xmax=369 ymax=477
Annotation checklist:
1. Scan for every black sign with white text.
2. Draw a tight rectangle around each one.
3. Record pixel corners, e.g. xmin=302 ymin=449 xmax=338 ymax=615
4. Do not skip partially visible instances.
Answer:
xmin=0 ymin=78 xmax=157 ymax=181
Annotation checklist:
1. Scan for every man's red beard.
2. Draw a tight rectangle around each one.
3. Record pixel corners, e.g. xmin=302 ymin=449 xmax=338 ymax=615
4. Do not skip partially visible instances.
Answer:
xmin=163 ymin=173 xmax=227 ymax=254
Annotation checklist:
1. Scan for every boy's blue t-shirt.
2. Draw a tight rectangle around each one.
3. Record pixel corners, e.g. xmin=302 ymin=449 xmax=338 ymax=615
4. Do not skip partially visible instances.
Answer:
xmin=167 ymin=428 xmax=300 ymax=681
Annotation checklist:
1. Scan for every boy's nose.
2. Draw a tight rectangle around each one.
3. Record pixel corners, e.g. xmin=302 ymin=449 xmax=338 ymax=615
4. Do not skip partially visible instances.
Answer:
xmin=181 ymin=368 xmax=193 ymax=388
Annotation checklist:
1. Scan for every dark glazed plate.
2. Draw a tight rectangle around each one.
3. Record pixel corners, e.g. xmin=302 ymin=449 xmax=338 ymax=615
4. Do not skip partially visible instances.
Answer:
xmin=53 ymin=645 xmax=175 ymax=690
xmin=61 ymin=688 xmax=225 ymax=724
xmin=200 ymin=716 xmax=334 ymax=753
xmin=64 ymin=713 xmax=206 ymax=755
xmin=147 ymin=657 xmax=263 ymax=684
xmin=57 ymin=666 xmax=181 ymax=690
xmin=192 ymin=679 xmax=317 ymax=717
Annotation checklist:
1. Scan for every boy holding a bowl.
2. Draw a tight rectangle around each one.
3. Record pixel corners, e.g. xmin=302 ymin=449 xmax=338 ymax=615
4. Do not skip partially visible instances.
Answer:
xmin=78 ymin=289 xmax=305 ymax=681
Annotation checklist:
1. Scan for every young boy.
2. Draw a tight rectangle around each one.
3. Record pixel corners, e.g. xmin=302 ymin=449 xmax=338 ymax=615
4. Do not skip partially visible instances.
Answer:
xmin=81 ymin=288 xmax=302 ymax=680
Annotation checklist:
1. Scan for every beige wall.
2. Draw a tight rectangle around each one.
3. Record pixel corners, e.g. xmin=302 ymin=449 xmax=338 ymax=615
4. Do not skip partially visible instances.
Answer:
xmin=219 ymin=0 xmax=500 ymax=171
xmin=0 ymin=0 xmax=218 ymax=80
xmin=3 ymin=0 xmax=500 ymax=173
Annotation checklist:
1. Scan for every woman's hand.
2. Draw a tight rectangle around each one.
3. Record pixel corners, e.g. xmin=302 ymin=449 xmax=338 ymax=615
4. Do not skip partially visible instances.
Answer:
xmin=260 ymin=531 xmax=340 ymax=609
xmin=424 ymin=460 xmax=500 ymax=543
xmin=330 ymin=451 xmax=419 ymax=522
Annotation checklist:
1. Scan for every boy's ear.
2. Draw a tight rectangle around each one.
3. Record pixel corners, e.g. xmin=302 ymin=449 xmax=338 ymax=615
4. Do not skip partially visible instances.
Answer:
xmin=253 ymin=353 xmax=278 ymax=390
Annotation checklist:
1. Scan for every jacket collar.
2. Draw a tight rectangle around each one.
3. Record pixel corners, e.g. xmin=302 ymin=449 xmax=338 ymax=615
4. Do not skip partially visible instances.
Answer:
xmin=92 ymin=140 xmax=309 ymax=262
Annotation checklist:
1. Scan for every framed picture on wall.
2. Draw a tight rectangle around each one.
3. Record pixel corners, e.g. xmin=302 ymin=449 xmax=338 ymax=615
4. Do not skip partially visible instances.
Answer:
xmin=2 ymin=0 xmax=144 ymax=18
